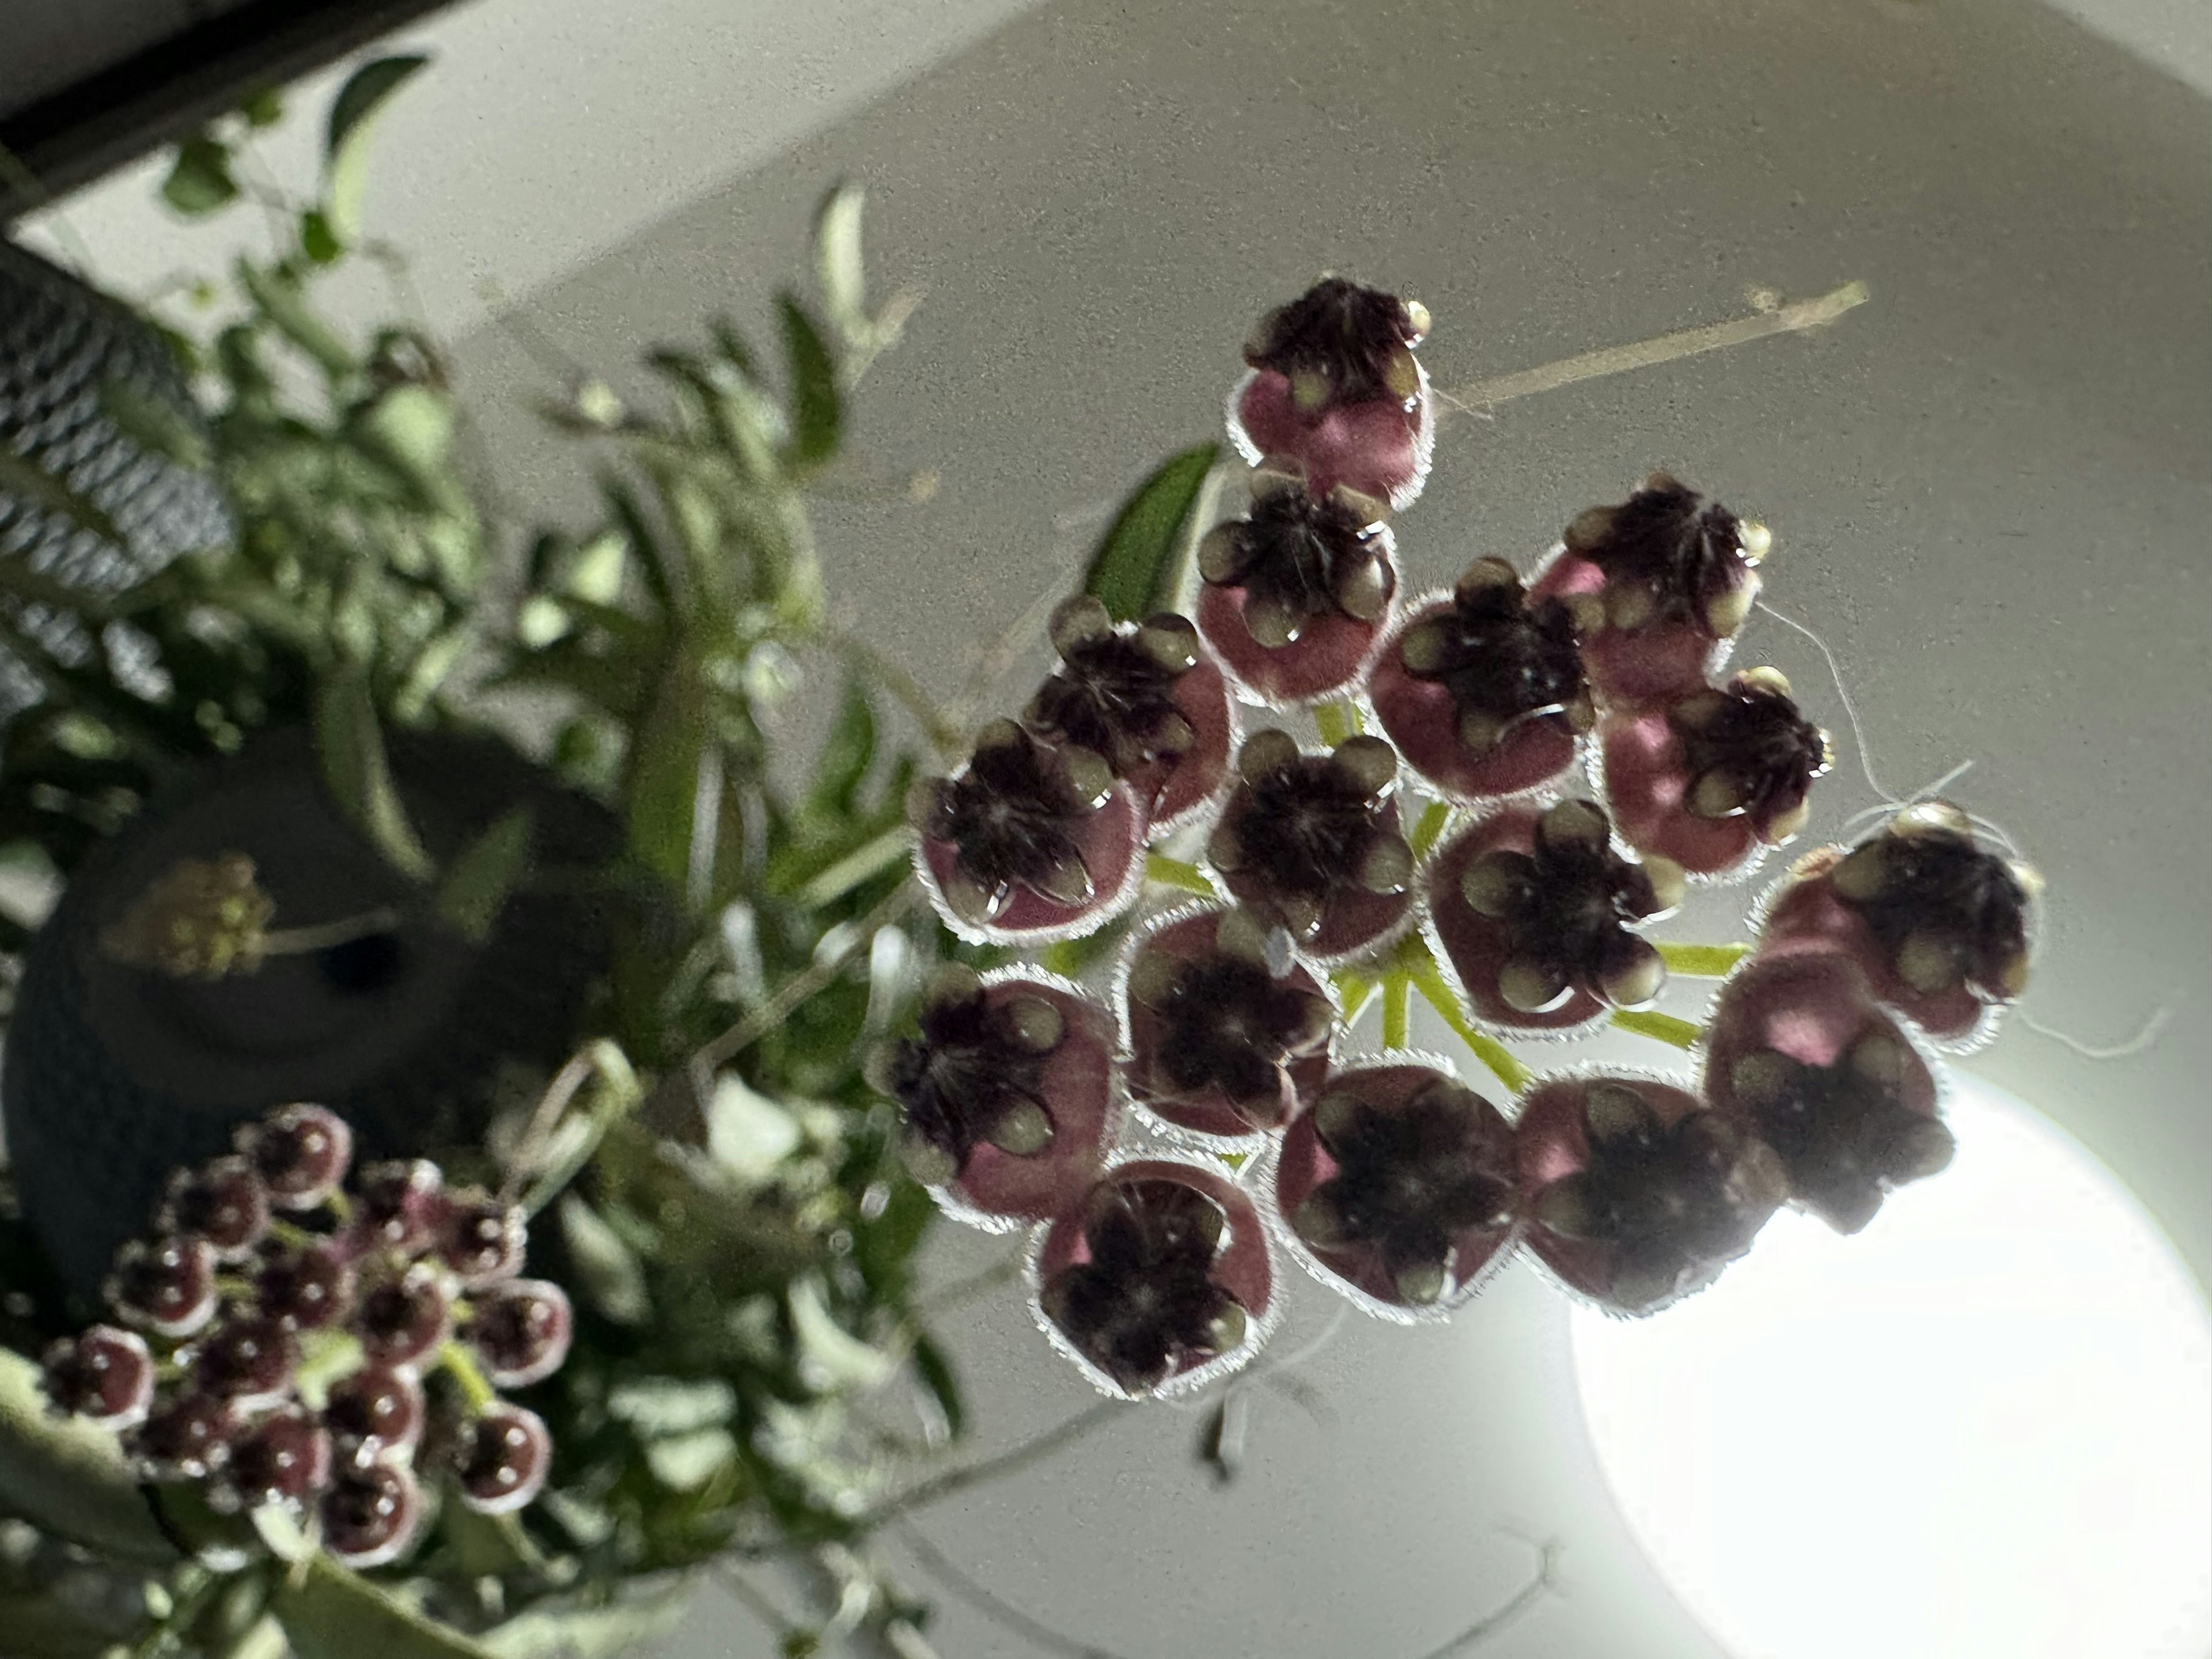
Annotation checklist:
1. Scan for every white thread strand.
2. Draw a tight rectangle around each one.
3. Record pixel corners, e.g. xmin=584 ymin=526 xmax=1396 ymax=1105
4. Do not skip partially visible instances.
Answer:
xmin=2018 ymin=1004 xmax=2172 ymax=1062
xmin=1755 ymin=598 xmax=1889 ymax=803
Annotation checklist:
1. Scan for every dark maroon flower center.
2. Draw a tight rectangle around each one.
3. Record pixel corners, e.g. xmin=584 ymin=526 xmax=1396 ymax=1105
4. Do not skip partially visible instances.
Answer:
xmin=1148 ymin=956 xmax=1330 ymax=1109
xmin=1566 ymin=475 xmax=1749 ymax=625
xmin=1533 ymin=1086 xmax=1785 ymax=1305
xmin=1459 ymin=802 xmax=1671 ymax=1010
xmin=1402 ymin=565 xmax=1586 ymax=726
xmin=1201 ymin=483 xmax=1390 ymax=638
xmin=1042 ymin=1178 xmax=1242 ymax=1392
xmin=883 ymin=983 xmax=1056 ymax=1168
xmin=1726 ymin=1036 xmax=1953 ymax=1234
xmin=921 ymin=728 xmax=1105 ymax=912
xmin=1027 ymin=630 xmax=1191 ymax=775
xmin=1243 ymin=277 xmax=1425 ymax=407
xmin=1237 ymin=758 xmax=1384 ymax=903
xmin=1670 ymin=675 xmax=1829 ymax=823
xmin=1828 ymin=811 xmax=2031 ymax=999
xmin=1295 ymin=1078 xmax=1512 ymax=1300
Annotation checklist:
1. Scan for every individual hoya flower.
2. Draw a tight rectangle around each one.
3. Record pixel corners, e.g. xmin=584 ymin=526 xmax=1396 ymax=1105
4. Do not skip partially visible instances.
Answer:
xmin=1369 ymin=557 xmax=1593 ymax=801
xmin=1515 ymin=1074 xmax=1787 ymax=1315
xmin=1023 ymin=599 xmax=1236 ymax=836
xmin=1226 ymin=278 xmax=1436 ymax=510
xmin=353 ymin=1263 xmax=454 ymax=1371
xmin=1195 ymin=467 xmax=1398 ymax=705
xmin=157 ymin=1156 xmax=270 ymax=1263
xmin=1268 ymin=1062 xmax=1517 ymax=1320
xmin=1597 ymin=667 xmax=1831 ymax=880
xmin=1205 ymin=730 xmax=1416 ymax=962
xmin=222 ymin=1407 xmax=333 ymax=1513
xmin=129 ymin=1392 xmax=237 ymax=1481
xmin=1528 ymin=473 xmax=1768 ymax=703
xmin=253 ymin=1241 xmax=356 ymax=1331
xmin=463 ymin=1279 xmax=574 ymax=1389
xmin=96 ymin=851 xmax=274 ymax=980
xmin=323 ymin=1365 xmax=426 ymax=1466
xmin=867 ymin=964 xmax=1119 ymax=1230
xmin=1703 ymin=952 xmax=1950 ymax=1233
xmin=437 ymin=1190 xmax=528 ymax=1289
xmin=106 ymin=1236 xmax=220 ymax=1339
xmin=452 ymin=1404 xmax=554 ymax=1516
xmin=1426 ymin=798 xmax=1683 ymax=1035
xmin=1119 ymin=906 xmax=1336 ymax=1142
xmin=189 ymin=1315 xmax=300 ymax=1409
xmin=350 ymin=1160 xmax=449 ymax=1259
xmin=234 ymin=1104 xmax=353 ymax=1211
xmin=1753 ymin=800 xmax=2037 ymax=1048
xmin=909 ymin=719 xmax=1144 ymax=945
xmin=1033 ymin=1160 xmax=1275 ymax=1399
xmin=321 ymin=1460 xmax=426 ymax=1569
xmin=40 ymin=1326 xmax=156 ymax=1428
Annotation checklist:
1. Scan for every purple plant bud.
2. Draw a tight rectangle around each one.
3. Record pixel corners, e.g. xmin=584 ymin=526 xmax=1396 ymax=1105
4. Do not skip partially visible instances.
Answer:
xmin=1195 ymin=470 xmax=1399 ymax=704
xmin=1528 ymin=474 xmax=1765 ymax=703
xmin=463 ymin=1279 xmax=573 ymax=1388
xmin=40 ymin=1325 xmax=156 ymax=1427
xmin=225 ymin=1407 xmax=333 ymax=1510
xmin=190 ymin=1315 xmax=299 ymax=1408
xmin=130 ymin=1392 xmax=237 ymax=1480
xmin=1272 ymin=1063 xmax=1517 ymax=1318
xmin=236 ymin=1105 xmax=354 ymax=1210
xmin=252 ymin=1241 xmax=356 ymax=1332
xmin=1228 ymin=279 xmax=1435 ymax=511
xmin=353 ymin=1264 xmax=453 ymax=1370
xmin=866 ymin=966 xmax=1119 ymax=1229
xmin=1426 ymin=800 xmax=1681 ymax=1036
xmin=1370 ymin=562 xmax=1591 ymax=802
xmin=1120 ymin=906 xmax=1335 ymax=1141
xmin=351 ymin=1160 xmax=448 ymax=1257
xmin=452 ymin=1404 xmax=552 ymax=1516
xmin=158 ymin=1156 xmax=270 ymax=1262
xmin=1516 ymin=1074 xmax=1787 ymax=1315
xmin=910 ymin=721 xmax=1146 ymax=946
xmin=107 ymin=1236 xmax=219 ymax=1339
xmin=1033 ymin=1160 xmax=1275 ymax=1399
xmin=1599 ymin=668 xmax=1830 ymax=880
xmin=1206 ymin=730 xmax=1415 ymax=964
xmin=321 ymin=1461 xmax=425 ymax=1567
xmin=323 ymin=1365 xmax=425 ymax=1465
xmin=437 ymin=1191 xmax=527 ymax=1289
xmin=1024 ymin=600 xmax=1236 ymax=837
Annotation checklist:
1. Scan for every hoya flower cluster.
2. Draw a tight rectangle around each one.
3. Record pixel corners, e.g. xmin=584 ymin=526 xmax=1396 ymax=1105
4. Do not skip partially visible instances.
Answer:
xmin=883 ymin=279 xmax=2043 ymax=1396
xmin=39 ymin=1104 xmax=571 ymax=1566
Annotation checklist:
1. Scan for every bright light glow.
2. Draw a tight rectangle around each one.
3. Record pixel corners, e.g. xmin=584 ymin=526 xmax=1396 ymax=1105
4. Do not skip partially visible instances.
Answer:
xmin=1571 ymin=1077 xmax=2212 ymax=1659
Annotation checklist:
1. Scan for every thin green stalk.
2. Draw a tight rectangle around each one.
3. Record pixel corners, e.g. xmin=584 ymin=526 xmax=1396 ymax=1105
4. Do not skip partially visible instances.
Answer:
xmin=1610 ymin=1008 xmax=1704 ymax=1050
xmin=1381 ymin=974 xmax=1411 ymax=1050
xmin=1410 ymin=798 xmax=1453 ymax=859
xmin=1313 ymin=699 xmax=1358 ymax=747
xmin=1143 ymin=852 xmax=1216 ymax=897
xmin=439 ymin=1340 xmax=498 ymax=1414
xmin=1656 ymin=941 xmax=1751 ymax=978
xmin=1411 ymin=968 xmax=1533 ymax=1094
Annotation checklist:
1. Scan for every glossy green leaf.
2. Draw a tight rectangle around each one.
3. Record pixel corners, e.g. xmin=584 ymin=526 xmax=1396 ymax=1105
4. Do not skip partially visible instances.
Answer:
xmin=813 ymin=181 xmax=868 ymax=340
xmin=806 ymin=677 xmax=876 ymax=816
xmin=477 ymin=1585 xmax=695 ymax=1658
xmin=0 ymin=449 xmax=124 ymax=547
xmin=313 ymin=666 xmax=434 ymax=881
xmin=300 ymin=208 xmax=344 ymax=265
xmin=0 ymin=1348 xmax=174 ymax=1564
xmin=1082 ymin=441 xmax=1221 ymax=622
xmin=323 ymin=54 xmax=430 ymax=242
xmin=777 ymin=293 xmax=841 ymax=465
xmin=621 ymin=656 xmax=712 ymax=892
xmin=434 ymin=806 xmax=533 ymax=942
xmin=910 ymin=1332 xmax=966 ymax=1440
xmin=161 ymin=135 xmax=237 ymax=216
xmin=272 ymin=1556 xmax=495 ymax=1659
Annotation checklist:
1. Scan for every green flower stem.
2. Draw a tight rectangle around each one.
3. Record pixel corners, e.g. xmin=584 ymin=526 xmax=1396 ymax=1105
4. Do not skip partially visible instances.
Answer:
xmin=1609 ymin=1008 xmax=1705 ymax=1050
xmin=1334 ymin=969 xmax=1378 ymax=1027
xmin=1381 ymin=974 xmax=1411 ymax=1050
xmin=1410 ymin=798 xmax=1453 ymax=859
xmin=1655 ymin=941 xmax=1752 ymax=978
xmin=1313 ymin=699 xmax=1361 ymax=747
xmin=439 ymin=1340 xmax=498 ymax=1415
xmin=793 ymin=825 xmax=912 ymax=908
xmin=1143 ymin=852 xmax=1217 ymax=897
xmin=264 ymin=1217 xmax=320 ymax=1252
xmin=1410 ymin=967 xmax=1533 ymax=1096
